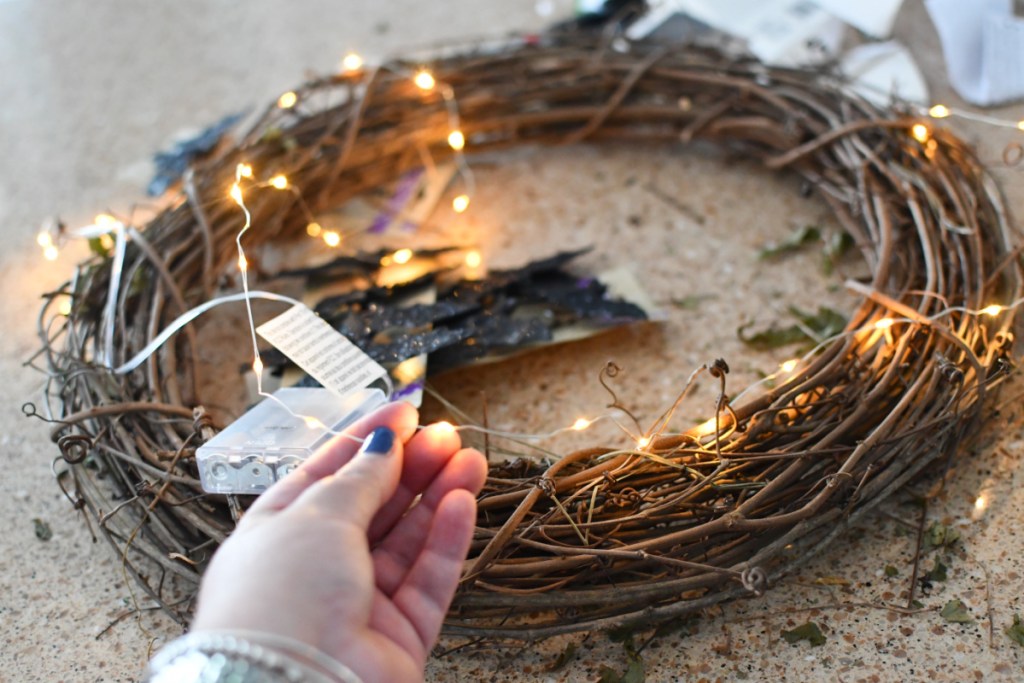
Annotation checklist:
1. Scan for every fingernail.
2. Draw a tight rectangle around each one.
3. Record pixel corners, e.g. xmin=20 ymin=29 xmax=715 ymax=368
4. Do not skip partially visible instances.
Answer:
xmin=360 ymin=426 xmax=395 ymax=456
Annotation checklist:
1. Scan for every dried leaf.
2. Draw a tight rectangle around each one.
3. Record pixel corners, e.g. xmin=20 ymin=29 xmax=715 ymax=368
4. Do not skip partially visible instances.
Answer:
xmin=1006 ymin=614 xmax=1024 ymax=647
xmin=33 ymin=518 xmax=53 ymax=541
xmin=788 ymin=305 xmax=847 ymax=340
xmin=924 ymin=559 xmax=948 ymax=583
xmin=814 ymin=576 xmax=850 ymax=586
xmin=607 ymin=625 xmax=638 ymax=644
xmin=598 ymin=658 xmax=645 ymax=683
xmin=884 ymin=565 xmax=899 ymax=577
xmin=653 ymin=614 xmax=700 ymax=639
xmin=547 ymin=643 xmax=577 ymax=671
xmin=621 ymin=658 xmax=645 ymax=683
xmin=737 ymin=323 xmax=807 ymax=350
xmin=781 ymin=622 xmax=826 ymax=646
xmin=822 ymin=231 xmax=855 ymax=274
xmin=923 ymin=522 xmax=961 ymax=552
xmin=670 ymin=293 xmax=716 ymax=310
xmin=738 ymin=306 xmax=847 ymax=351
xmin=758 ymin=225 xmax=820 ymax=260
xmin=940 ymin=599 xmax=973 ymax=624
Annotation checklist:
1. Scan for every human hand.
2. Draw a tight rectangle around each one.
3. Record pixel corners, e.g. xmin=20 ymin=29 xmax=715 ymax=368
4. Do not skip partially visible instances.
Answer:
xmin=192 ymin=402 xmax=487 ymax=683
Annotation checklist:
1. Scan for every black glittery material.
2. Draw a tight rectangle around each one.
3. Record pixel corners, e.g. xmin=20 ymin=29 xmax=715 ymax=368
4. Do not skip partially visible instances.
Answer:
xmin=263 ymin=248 xmax=647 ymax=382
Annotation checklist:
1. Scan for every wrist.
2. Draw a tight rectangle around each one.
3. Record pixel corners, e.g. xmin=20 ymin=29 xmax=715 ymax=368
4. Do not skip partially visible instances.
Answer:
xmin=144 ymin=630 xmax=364 ymax=683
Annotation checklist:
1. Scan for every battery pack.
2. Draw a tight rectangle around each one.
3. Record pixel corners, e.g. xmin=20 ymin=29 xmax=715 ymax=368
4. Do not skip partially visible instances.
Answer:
xmin=196 ymin=387 xmax=387 ymax=494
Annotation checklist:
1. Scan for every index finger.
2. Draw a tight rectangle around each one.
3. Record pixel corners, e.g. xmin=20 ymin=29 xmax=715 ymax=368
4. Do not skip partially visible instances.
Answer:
xmin=243 ymin=401 xmax=418 ymax=519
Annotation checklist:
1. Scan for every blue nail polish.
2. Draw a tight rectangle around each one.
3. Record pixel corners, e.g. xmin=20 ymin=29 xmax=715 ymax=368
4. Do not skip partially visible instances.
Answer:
xmin=362 ymin=426 xmax=395 ymax=456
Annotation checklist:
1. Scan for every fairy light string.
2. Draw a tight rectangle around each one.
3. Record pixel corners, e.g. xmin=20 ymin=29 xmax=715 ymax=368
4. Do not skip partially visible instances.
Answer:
xmin=35 ymin=36 xmax=1024 ymax=638
xmin=34 ymin=49 xmax=1024 ymax=455
xmin=214 ymin=59 xmax=492 ymax=444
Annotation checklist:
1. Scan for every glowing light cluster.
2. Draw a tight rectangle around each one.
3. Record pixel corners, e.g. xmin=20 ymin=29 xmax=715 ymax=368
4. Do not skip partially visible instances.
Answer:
xmin=414 ymin=69 xmax=436 ymax=91
xmin=910 ymin=123 xmax=930 ymax=144
xmin=979 ymin=304 xmax=1003 ymax=316
xmin=448 ymin=130 xmax=466 ymax=151
xmin=921 ymin=102 xmax=1023 ymax=132
xmin=277 ymin=91 xmax=298 ymax=109
xmin=37 ymin=230 xmax=59 ymax=261
xmin=341 ymin=52 xmax=364 ymax=73
xmin=874 ymin=317 xmax=895 ymax=330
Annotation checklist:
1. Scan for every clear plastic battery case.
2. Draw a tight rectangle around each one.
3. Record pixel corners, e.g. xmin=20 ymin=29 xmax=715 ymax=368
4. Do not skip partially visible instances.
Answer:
xmin=196 ymin=387 xmax=387 ymax=494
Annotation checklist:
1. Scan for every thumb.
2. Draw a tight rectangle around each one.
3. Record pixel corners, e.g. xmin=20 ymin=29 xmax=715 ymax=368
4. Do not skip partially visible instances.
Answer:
xmin=288 ymin=426 xmax=403 ymax=531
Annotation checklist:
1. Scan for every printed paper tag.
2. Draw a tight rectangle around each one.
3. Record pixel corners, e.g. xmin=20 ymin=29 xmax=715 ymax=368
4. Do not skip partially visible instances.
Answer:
xmin=257 ymin=305 xmax=388 ymax=398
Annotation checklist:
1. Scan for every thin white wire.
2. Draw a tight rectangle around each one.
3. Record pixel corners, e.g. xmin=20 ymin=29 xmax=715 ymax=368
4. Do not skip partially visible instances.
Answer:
xmin=101 ymin=223 xmax=126 ymax=367
xmin=113 ymin=291 xmax=302 ymax=374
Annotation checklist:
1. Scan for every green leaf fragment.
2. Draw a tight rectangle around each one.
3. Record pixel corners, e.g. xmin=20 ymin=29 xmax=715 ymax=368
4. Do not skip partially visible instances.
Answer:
xmin=758 ymin=225 xmax=821 ymax=260
xmin=670 ymin=293 xmax=717 ymax=310
xmin=884 ymin=565 xmax=899 ymax=577
xmin=788 ymin=305 xmax=846 ymax=339
xmin=598 ymin=659 xmax=645 ymax=683
xmin=1006 ymin=614 xmax=1024 ymax=647
xmin=781 ymin=622 xmax=826 ymax=646
xmin=737 ymin=323 xmax=808 ymax=351
xmin=940 ymin=599 xmax=973 ymax=624
xmin=548 ymin=643 xmax=577 ymax=671
xmin=922 ymin=522 xmax=961 ymax=552
xmin=652 ymin=614 xmax=699 ymax=639
xmin=824 ymin=230 xmax=854 ymax=258
xmin=924 ymin=559 xmax=948 ymax=582
xmin=621 ymin=659 xmax=645 ymax=683
xmin=33 ymin=518 xmax=53 ymax=541
xmin=822 ymin=231 xmax=855 ymax=274
xmin=607 ymin=625 xmax=637 ymax=644
xmin=738 ymin=306 xmax=847 ymax=351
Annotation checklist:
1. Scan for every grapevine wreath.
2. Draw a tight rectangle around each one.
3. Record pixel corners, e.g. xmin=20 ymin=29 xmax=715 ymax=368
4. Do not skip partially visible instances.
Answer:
xmin=36 ymin=34 xmax=1022 ymax=640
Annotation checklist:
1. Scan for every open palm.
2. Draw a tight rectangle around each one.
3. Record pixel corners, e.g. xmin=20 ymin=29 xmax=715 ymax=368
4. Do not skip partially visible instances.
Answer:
xmin=193 ymin=402 xmax=486 ymax=683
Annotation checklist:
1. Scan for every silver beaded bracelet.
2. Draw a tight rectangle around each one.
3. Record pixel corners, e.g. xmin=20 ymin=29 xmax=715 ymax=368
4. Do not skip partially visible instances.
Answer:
xmin=144 ymin=630 xmax=365 ymax=683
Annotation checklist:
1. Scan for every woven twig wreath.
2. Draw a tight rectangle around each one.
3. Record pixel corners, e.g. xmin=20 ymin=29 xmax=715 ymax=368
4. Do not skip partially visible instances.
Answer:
xmin=40 ymin=35 xmax=1022 ymax=640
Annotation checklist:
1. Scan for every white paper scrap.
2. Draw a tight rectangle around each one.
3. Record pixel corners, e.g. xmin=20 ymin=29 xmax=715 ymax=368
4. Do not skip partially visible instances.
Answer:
xmin=925 ymin=0 xmax=1024 ymax=106
xmin=840 ymin=41 xmax=929 ymax=107
xmin=257 ymin=304 xmax=388 ymax=399
xmin=812 ymin=0 xmax=905 ymax=38
xmin=629 ymin=0 xmax=844 ymax=66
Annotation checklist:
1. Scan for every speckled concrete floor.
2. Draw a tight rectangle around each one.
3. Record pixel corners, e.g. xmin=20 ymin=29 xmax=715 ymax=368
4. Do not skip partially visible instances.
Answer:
xmin=2 ymin=2 xmax=1023 ymax=681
